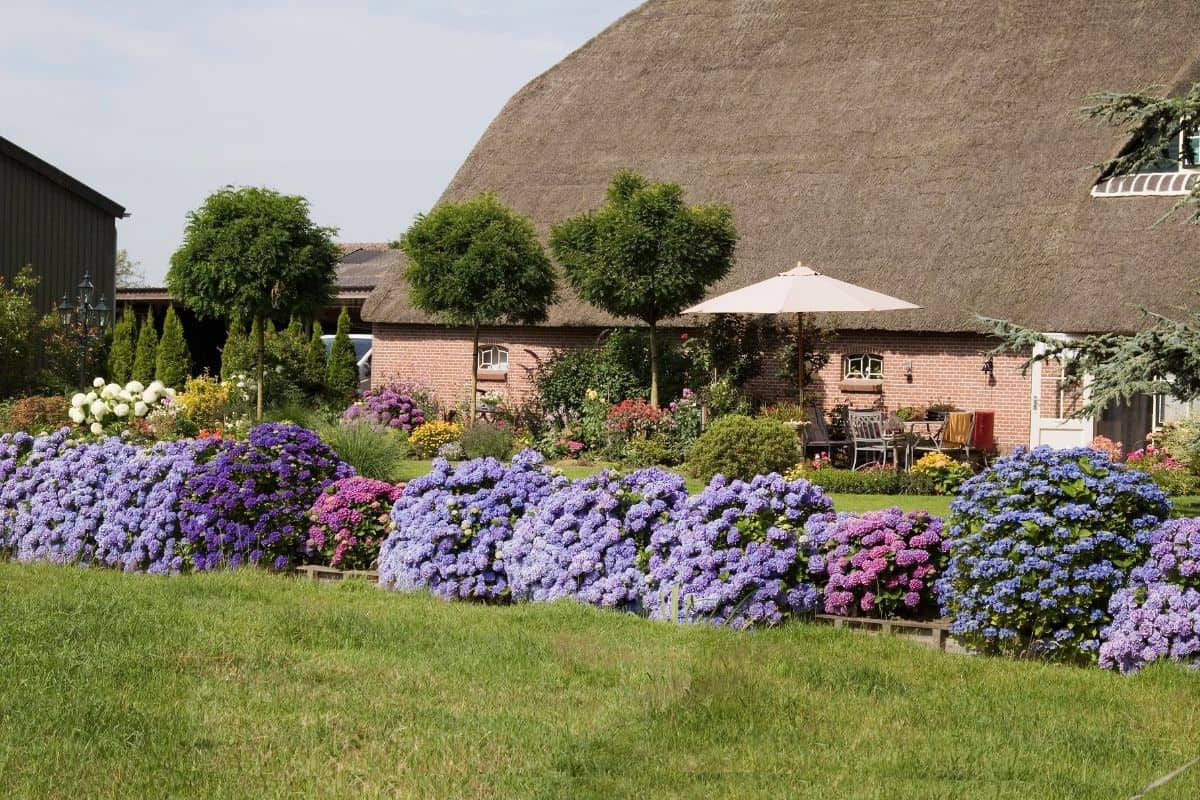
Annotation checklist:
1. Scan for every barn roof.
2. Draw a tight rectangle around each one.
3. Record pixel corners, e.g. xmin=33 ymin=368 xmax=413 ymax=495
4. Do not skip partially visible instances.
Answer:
xmin=364 ymin=0 xmax=1200 ymax=333
xmin=0 ymin=136 xmax=127 ymax=219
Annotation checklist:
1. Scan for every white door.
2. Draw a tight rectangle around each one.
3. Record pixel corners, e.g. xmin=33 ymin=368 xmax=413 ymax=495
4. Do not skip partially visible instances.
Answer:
xmin=1028 ymin=341 xmax=1094 ymax=448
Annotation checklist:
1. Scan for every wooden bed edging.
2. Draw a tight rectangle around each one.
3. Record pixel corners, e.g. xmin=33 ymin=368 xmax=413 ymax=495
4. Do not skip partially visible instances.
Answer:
xmin=812 ymin=613 xmax=969 ymax=654
xmin=295 ymin=565 xmax=380 ymax=583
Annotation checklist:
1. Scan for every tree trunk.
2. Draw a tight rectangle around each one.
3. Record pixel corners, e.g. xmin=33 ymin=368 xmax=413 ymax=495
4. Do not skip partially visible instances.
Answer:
xmin=256 ymin=313 xmax=265 ymax=421
xmin=470 ymin=323 xmax=479 ymax=422
xmin=648 ymin=321 xmax=659 ymax=408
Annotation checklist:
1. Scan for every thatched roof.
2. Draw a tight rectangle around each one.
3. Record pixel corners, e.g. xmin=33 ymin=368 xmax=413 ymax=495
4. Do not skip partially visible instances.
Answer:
xmin=364 ymin=0 xmax=1200 ymax=333
xmin=337 ymin=243 xmax=398 ymax=291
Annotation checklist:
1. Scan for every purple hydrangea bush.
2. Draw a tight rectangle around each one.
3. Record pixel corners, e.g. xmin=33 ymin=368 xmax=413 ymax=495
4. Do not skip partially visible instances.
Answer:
xmin=379 ymin=449 xmax=556 ymax=601
xmin=180 ymin=422 xmax=354 ymax=572
xmin=939 ymin=446 xmax=1170 ymax=663
xmin=342 ymin=384 xmax=427 ymax=432
xmin=505 ymin=467 xmax=688 ymax=610
xmin=307 ymin=477 xmax=405 ymax=569
xmin=1099 ymin=517 xmax=1200 ymax=673
xmin=3 ymin=435 xmax=138 ymax=566
xmin=645 ymin=473 xmax=832 ymax=629
xmin=807 ymin=508 xmax=947 ymax=618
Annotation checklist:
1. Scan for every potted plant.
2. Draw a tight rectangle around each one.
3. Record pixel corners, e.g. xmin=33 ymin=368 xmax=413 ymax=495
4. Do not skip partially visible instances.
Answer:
xmin=895 ymin=405 xmax=922 ymax=421
xmin=924 ymin=400 xmax=957 ymax=421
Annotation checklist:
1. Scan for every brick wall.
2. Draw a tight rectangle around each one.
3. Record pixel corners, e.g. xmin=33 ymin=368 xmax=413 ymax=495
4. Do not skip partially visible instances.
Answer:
xmin=372 ymin=324 xmax=1036 ymax=451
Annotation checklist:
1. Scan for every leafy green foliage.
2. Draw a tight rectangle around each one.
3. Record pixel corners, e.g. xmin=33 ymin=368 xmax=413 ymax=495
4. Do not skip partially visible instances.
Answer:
xmin=400 ymin=192 xmax=557 ymax=418
xmin=265 ymin=316 xmax=311 ymax=405
xmin=0 ymin=267 xmax=41 ymax=399
xmin=132 ymin=308 xmax=158 ymax=385
xmin=155 ymin=306 xmax=191 ymax=390
xmin=325 ymin=308 xmax=358 ymax=405
xmin=686 ymin=415 xmax=798 ymax=481
xmin=107 ymin=306 xmax=136 ymax=385
xmin=168 ymin=186 xmax=340 ymax=415
xmin=550 ymin=170 xmax=737 ymax=405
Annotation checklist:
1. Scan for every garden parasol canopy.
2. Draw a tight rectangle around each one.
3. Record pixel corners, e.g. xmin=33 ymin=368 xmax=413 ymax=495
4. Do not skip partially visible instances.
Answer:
xmin=682 ymin=263 xmax=919 ymax=405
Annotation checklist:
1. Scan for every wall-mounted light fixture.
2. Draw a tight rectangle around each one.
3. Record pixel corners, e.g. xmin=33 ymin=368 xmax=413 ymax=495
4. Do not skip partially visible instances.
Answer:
xmin=981 ymin=355 xmax=994 ymax=376
xmin=904 ymin=361 xmax=913 ymax=381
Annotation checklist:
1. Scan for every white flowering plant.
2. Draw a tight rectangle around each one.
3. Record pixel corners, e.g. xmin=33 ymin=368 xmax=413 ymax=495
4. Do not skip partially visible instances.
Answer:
xmin=69 ymin=378 xmax=178 ymax=437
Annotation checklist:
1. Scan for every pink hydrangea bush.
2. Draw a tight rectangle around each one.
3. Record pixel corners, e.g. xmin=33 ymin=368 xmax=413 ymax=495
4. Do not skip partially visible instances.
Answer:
xmin=307 ymin=477 xmax=405 ymax=569
xmin=807 ymin=507 xmax=948 ymax=618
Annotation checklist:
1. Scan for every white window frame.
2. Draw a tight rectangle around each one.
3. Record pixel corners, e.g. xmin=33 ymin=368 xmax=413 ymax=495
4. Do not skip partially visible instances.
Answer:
xmin=477 ymin=344 xmax=509 ymax=372
xmin=843 ymin=353 xmax=883 ymax=380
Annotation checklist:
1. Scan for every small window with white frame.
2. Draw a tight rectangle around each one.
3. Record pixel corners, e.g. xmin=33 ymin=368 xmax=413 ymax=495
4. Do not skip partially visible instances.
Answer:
xmin=843 ymin=353 xmax=883 ymax=380
xmin=478 ymin=344 xmax=508 ymax=372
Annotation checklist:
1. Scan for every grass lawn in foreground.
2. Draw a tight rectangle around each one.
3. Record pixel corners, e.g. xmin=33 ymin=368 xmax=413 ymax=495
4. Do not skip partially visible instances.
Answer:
xmin=1 ymin=565 xmax=1198 ymax=799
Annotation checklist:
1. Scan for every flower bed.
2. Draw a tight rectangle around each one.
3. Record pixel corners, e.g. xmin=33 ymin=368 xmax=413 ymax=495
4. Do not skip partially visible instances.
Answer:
xmin=505 ymin=467 xmax=688 ymax=610
xmin=645 ymin=473 xmax=831 ymax=629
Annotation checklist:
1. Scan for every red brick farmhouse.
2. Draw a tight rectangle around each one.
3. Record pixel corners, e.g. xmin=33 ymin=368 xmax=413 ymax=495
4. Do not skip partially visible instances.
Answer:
xmin=363 ymin=0 xmax=1200 ymax=453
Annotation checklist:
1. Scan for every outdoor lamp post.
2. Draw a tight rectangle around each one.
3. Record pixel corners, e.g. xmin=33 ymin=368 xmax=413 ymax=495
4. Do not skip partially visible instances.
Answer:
xmin=57 ymin=272 xmax=109 ymax=390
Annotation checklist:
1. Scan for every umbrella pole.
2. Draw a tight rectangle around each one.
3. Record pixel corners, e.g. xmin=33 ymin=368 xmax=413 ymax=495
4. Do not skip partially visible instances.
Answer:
xmin=796 ymin=312 xmax=805 ymax=409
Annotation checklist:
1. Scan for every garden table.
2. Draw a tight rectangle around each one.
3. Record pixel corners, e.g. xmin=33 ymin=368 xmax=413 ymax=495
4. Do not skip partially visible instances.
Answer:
xmin=894 ymin=420 xmax=945 ymax=469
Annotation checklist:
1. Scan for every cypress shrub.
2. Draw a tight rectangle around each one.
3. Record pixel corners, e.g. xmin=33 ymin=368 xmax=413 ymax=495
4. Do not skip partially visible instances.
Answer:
xmin=132 ymin=308 xmax=158 ymax=384
xmin=107 ymin=306 xmax=137 ymax=384
xmin=155 ymin=306 xmax=191 ymax=390
xmin=220 ymin=320 xmax=253 ymax=381
xmin=325 ymin=308 xmax=358 ymax=404
xmin=303 ymin=321 xmax=326 ymax=395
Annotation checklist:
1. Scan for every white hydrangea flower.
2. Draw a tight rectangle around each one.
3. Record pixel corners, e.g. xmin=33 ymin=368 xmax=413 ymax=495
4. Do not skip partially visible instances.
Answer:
xmin=70 ymin=393 xmax=86 ymax=408
xmin=89 ymin=400 xmax=108 ymax=419
xmin=142 ymin=388 xmax=158 ymax=404
xmin=104 ymin=383 xmax=122 ymax=398
xmin=68 ymin=407 xmax=86 ymax=424
xmin=92 ymin=377 xmax=105 ymax=389
xmin=85 ymin=391 xmax=98 ymax=403
xmin=113 ymin=403 xmax=130 ymax=418
xmin=126 ymin=380 xmax=145 ymax=394
xmin=89 ymin=422 xmax=104 ymax=435
xmin=134 ymin=401 xmax=148 ymax=417
xmin=148 ymin=380 xmax=165 ymax=392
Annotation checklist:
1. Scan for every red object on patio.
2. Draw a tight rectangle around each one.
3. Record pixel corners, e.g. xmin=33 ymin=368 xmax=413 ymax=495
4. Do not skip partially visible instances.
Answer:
xmin=972 ymin=411 xmax=995 ymax=451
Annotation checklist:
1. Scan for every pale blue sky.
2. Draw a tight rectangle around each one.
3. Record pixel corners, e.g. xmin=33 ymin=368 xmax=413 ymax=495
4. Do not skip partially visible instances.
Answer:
xmin=0 ymin=1 xmax=642 ymax=282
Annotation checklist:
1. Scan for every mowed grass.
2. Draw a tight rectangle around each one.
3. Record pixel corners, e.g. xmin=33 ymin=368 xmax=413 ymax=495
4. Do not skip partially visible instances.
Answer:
xmin=2 ymin=565 xmax=1199 ymax=799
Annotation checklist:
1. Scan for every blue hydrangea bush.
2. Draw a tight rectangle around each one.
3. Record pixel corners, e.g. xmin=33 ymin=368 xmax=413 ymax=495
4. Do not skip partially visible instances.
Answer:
xmin=180 ymin=423 xmax=354 ymax=572
xmin=379 ymin=449 xmax=557 ymax=601
xmin=645 ymin=473 xmax=832 ymax=629
xmin=1100 ymin=517 xmax=1200 ymax=673
xmin=939 ymin=446 xmax=1170 ymax=663
xmin=505 ymin=467 xmax=688 ymax=610
xmin=0 ymin=431 xmax=219 ymax=573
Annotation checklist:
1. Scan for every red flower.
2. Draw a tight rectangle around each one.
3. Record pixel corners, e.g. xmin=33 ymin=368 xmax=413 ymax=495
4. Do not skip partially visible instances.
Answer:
xmin=680 ymin=332 xmax=689 ymax=341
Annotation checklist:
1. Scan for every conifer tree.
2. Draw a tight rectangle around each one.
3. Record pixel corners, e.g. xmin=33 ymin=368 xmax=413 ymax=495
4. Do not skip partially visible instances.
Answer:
xmin=132 ymin=308 xmax=159 ymax=385
xmin=155 ymin=305 xmax=192 ymax=390
xmin=325 ymin=308 xmax=359 ymax=404
xmin=107 ymin=306 xmax=137 ymax=384
xmin=220 ymin=320 xmax=253 ymax=382
xmin=304 ymin=321 xmax=326 ymax=395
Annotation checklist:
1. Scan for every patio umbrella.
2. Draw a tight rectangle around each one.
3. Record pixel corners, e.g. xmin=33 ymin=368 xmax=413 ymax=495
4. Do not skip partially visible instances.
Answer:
xmin=682 ymin=263 xmax=920 ymax=406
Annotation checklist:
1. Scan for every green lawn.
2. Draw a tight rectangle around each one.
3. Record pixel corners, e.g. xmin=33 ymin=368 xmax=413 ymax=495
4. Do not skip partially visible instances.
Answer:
xmin=1 ymin=565 xmax=1198 ymax=799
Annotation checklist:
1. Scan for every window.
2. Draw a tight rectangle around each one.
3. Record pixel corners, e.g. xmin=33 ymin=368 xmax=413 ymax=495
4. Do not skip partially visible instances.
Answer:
xmin=478 ymin=344 xmax=508 ymax=371
xmin=843 ymin=353 xmax=883 ymax=380
xmin=1093 ymin=124 xmax=1200 ymax=197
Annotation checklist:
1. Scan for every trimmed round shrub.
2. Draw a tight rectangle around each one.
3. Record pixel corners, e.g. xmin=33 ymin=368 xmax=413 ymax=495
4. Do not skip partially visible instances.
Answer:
xmin=409 ymin=420 xmax=462 ymax=458
xmin=180 ymin=422 xmax=354 ymax=571
xmin=307 ymin=476 xmax=404 ymax=569
xmin=379 ymin=449 xmax=557 ymax=600
xmin=939 ymin=446 xmax=1170 ymax=663
xmin=506 ymin=467 xmax=688 ymax=610
xmin=686 ymin=414 xmax=798 ymax=482
xmin=1099 ymin=583 xmax=1200 ymax=674
xmin=342 ymin=384 xmax=427 ymax=433
xmin=646 ymin=473 xmax=831 ymax=629
xmin=807 ymin=508 xmax=947 ymax=618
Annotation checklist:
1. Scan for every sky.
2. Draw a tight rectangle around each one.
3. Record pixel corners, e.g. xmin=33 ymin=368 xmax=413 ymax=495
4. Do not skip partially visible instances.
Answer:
xmin=0 ymin=0 xmax=642 ymax=283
